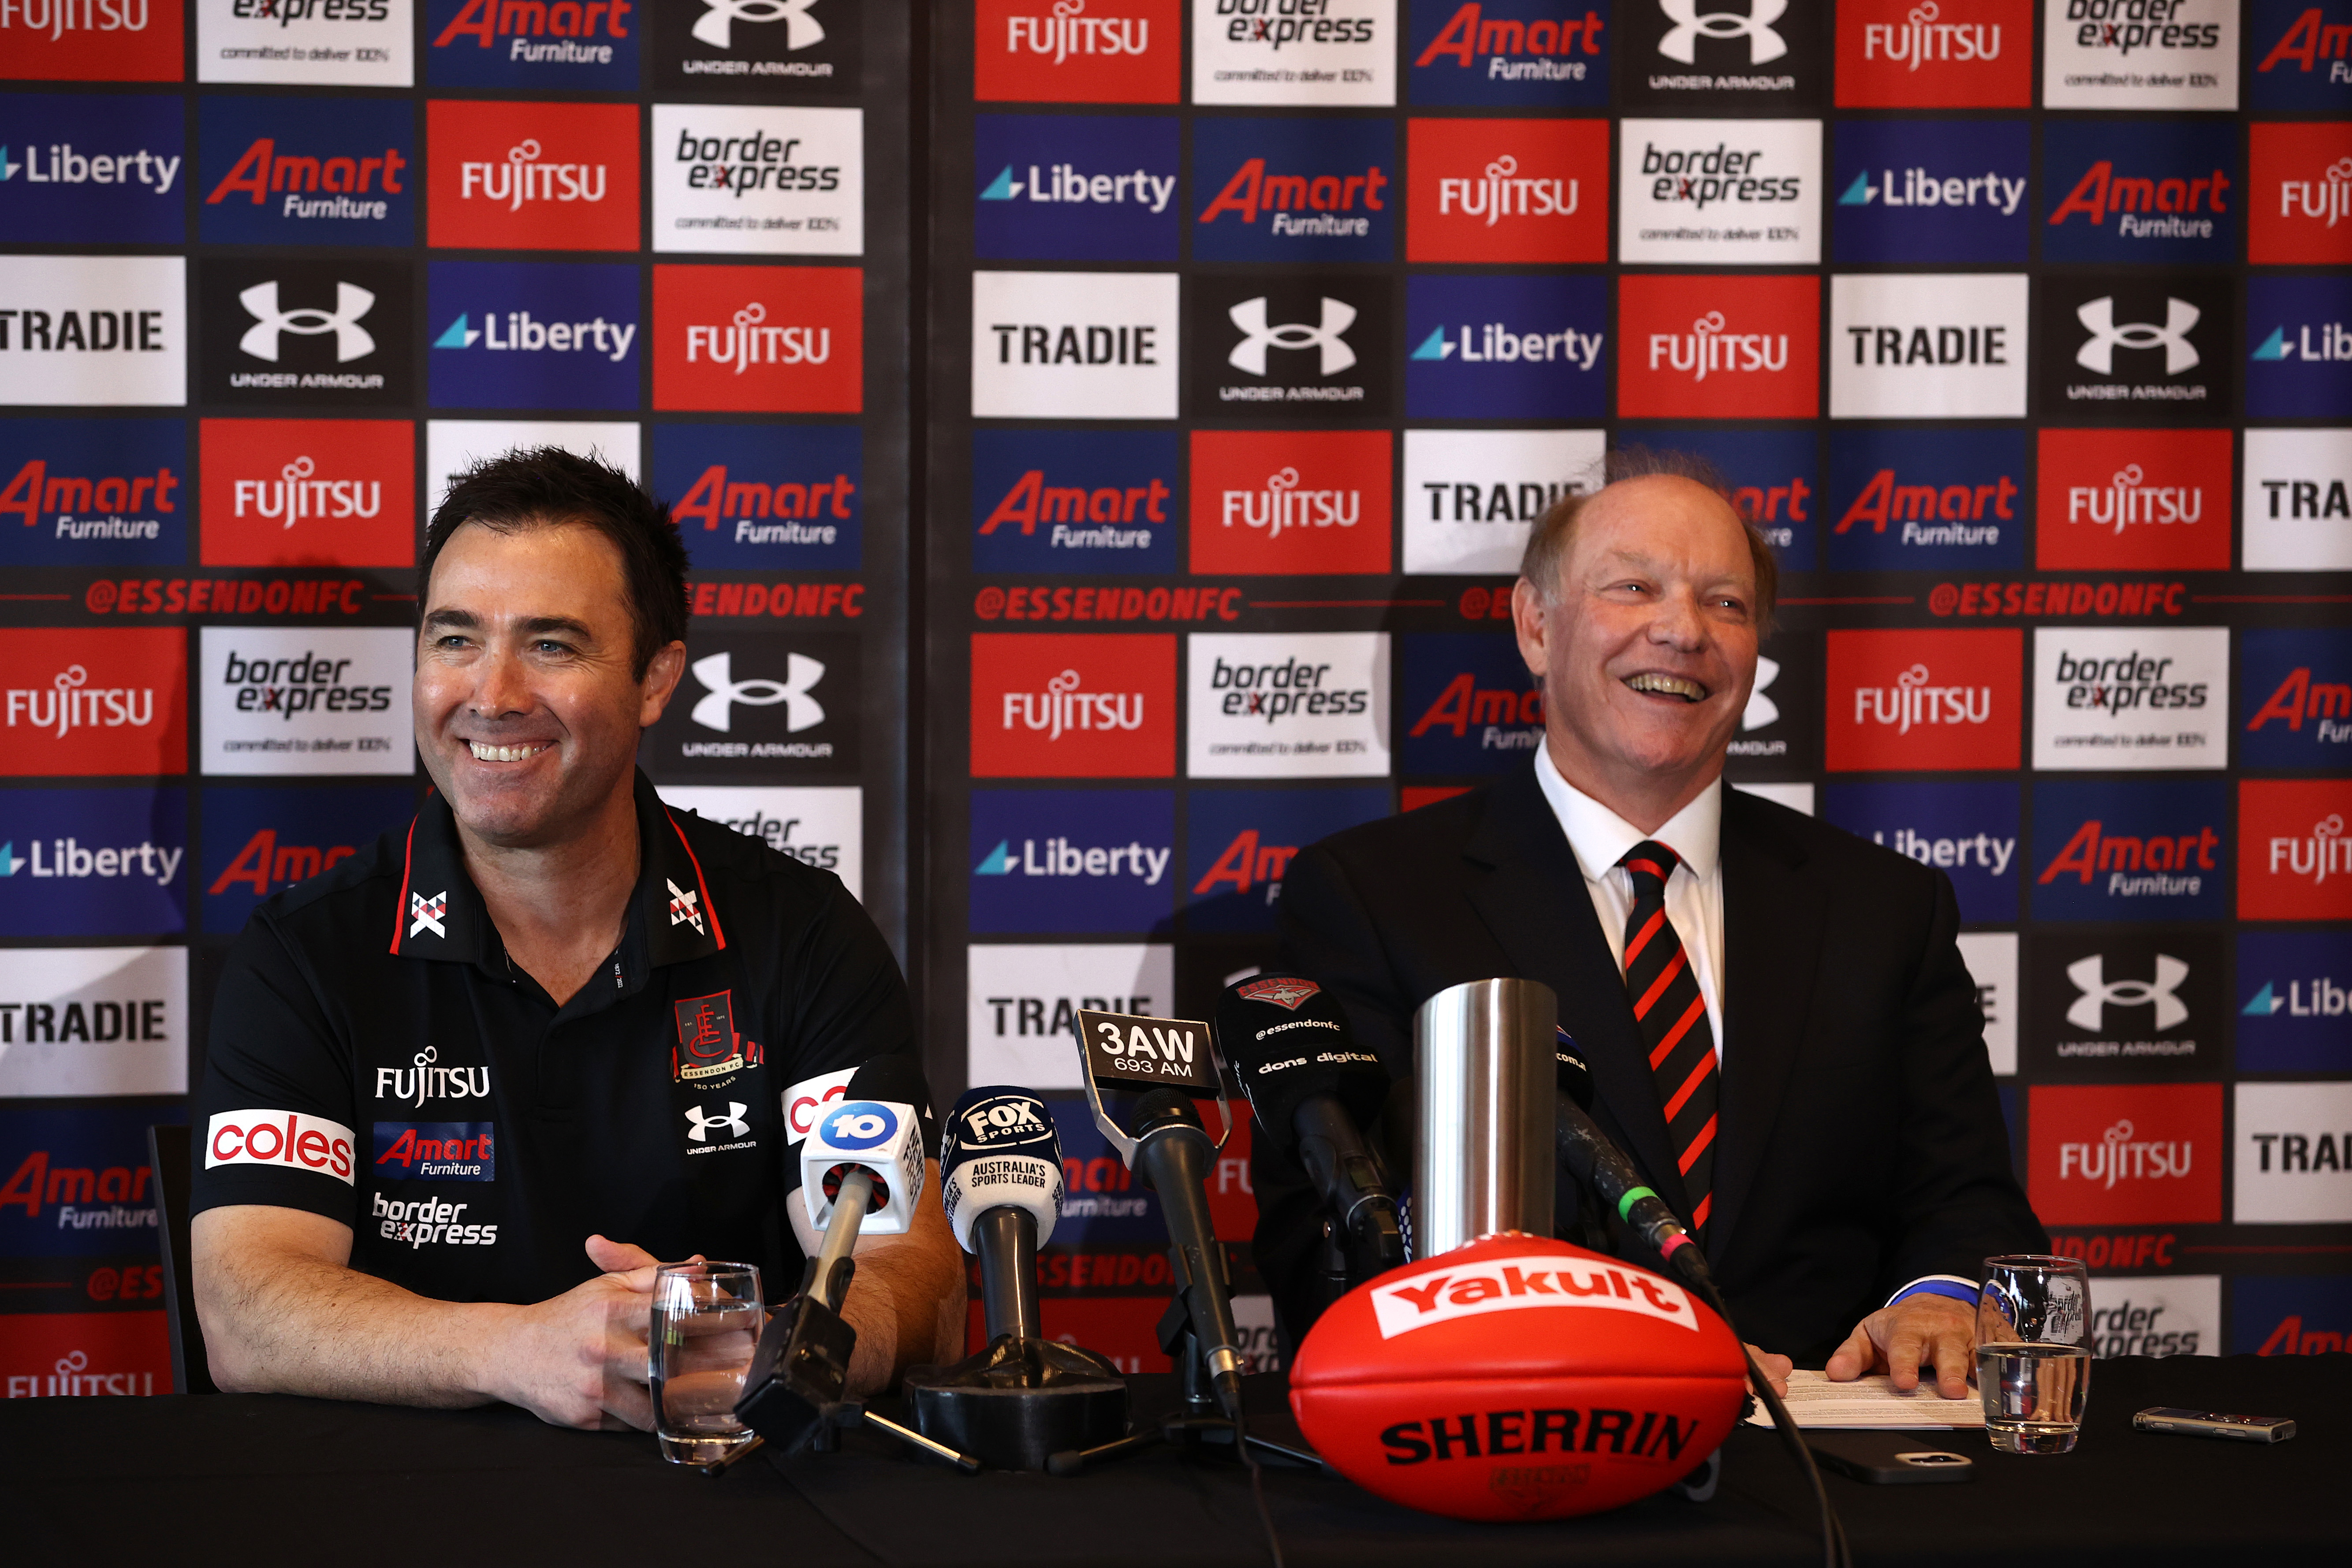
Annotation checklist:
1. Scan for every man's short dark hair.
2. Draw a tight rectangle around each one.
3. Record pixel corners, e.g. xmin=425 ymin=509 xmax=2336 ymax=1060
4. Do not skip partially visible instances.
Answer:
xmin=424 ymin=447 xmax=690 ymax=679
xmin=1518 ymin=445 xmax=1778 ymax=637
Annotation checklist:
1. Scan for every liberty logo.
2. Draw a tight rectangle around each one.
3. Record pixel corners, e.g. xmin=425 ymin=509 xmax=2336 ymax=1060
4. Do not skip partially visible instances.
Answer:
xmin=685 ymin=1101 xmax=749 ymax=1142
xmin=2066 ymin=953 xmax=2189 ymax=1032
xmin=238 ymin=281 xmax=376 ymax=364
xmin=693 ymin=0 xmax=822 ymax=49
xmin=1656 ymin=0 xmax=1786 ymax=63
xmin=408 ymin=890 xmax=447 ymax=939
xmin=2075 ymin=296 xmax=2200 ymax=375
xmin=1227 ymin=296 xmax=1358 ymax=376
xmin=688 ymin=650 xmax=824 ymax=733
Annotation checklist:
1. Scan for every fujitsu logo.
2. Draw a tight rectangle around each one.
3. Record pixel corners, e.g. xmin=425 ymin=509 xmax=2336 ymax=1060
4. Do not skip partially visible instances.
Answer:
xmin=1004 ymin=0 xmax=1150 ymax=63
xmin=231 ymin=455 xmax=382 ymax=528
xmin=686 ymin=302 xmax=831 ymax=373
xmin=1437 ymin=155 xmax=1577 ymax=225
xmin=1001 ymin=668 xmax=1146 ymax=742
xmin=2058 ymin=1119 xmax=2193 ymax=1189
xmin=0 ymin=0 xmax=153 ymax=39
xmin=2075 ymin=297 xmax=2200 ymax=375
xmin=2066 ymin=953 xmax=2189 ymax=1032
xmin=1647 ymin=311 xmax=1788 ymax=382
xmin=1852 ymin=663 xmax=1991 ymax=733
xmin=692 ymin=0 xmax=814 ymax=49
xmin=239 ymin=281 xmax=375 ymax=364
xmin=1220 ymin=467 xmax=1360 ymax=539
xmin=2270 ymin=814 xmax=2350 ymax=886
xmin=2066 ymin=464 xmax=2203 ymax=533
xmin=373 ymin=1046 xmax=490 ymax=1106
xmin=1657 ymin=0 xmax=1785 ymax=63
xmin=4 ymin=665 xmax=153 ymax=737
xmin=1864 ymin=0 xmax=2001 ymax=66
xmin=460 ymin=139 xmax=608 ymax=212
xmin=1227 ymin=297 xmax=1357 ymax=376
xmin=2246 ymin=667 xmax=2352 ymax=740
xmin=2281 ymin=156 xmax=2352 ymax=229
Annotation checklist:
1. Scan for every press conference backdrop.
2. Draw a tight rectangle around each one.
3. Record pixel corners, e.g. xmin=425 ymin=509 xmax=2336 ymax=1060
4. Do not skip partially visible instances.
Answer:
xmin=0 ymin=1 xmax=2346 ymax=1404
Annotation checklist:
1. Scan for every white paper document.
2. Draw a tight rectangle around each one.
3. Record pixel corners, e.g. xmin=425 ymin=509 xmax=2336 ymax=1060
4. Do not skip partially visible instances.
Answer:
xmin=1743 ymin=1370 xmax=1987 ymax=1429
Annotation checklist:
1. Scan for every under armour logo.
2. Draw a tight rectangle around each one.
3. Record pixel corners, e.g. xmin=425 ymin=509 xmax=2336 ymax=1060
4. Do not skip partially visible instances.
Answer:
xmin=667 ymin=877 xmax=705 ymax=935
xmin=408 ymin=890 xmax=447 ymax=939
xmin=238 ymin=281 xmax=376 ymax=364
xmin=2074 ymin=296 xmax=2200 ymax=376
xmin=688 ymin=651 xmax=825 ymax=734
xmin=1227 ymin=295 xmax=1357 ymax=377
xmin=691 ymin=0 xmax=822 ymax=50
xmin=686 ymin=1102 xmax=750 ymax=1143
xmin=2065 ymin=953 xmax=2188 ymax=1032
xmin=1742 ymin=654 xmax=1781 ymax=732
xmin=1657 ymin=0 xmax=1787 ymax=64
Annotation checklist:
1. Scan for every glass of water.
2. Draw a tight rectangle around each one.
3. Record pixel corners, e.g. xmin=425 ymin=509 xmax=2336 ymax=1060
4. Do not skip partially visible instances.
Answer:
xmin=1977 ymin=1255 xmax=2091 ymax=1455
xmin=651 ymin=1261 xmax=765 ymax=1465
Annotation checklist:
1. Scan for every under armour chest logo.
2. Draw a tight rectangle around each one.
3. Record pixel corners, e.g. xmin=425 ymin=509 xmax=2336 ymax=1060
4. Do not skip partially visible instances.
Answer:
xmin=2075 ymin=296 xmax=2201 ymax=376
xmin=2065 ymin=953 xmax=2189 ymax=1032
xmin=1227 ymin=296 xmax=1358 ymax=377
xmin=692 ymin=0 xmax=821 ymax=50
xmin=239 ymin=281 xmax=376 ymax=364
xmin=1656 ymin=0 xmax=1788 ymax=64
xmin=409 ymin=890 xmax=447 ymax=939
xmin=686 ymin=1102 xmax=749 ymax=1142
xmin=667 ymin=877 xmax=705 ymax=935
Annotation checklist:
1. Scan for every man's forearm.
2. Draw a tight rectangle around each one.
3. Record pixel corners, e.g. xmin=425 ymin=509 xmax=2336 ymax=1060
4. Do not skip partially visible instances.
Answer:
xmin=838 ymin=1161 xmax=966 ymax=1392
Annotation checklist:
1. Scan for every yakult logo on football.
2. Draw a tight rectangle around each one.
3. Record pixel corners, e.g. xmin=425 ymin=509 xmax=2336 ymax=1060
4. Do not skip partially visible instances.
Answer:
xmin=1826 ymin=629 xmax=2019 ymax=772
xmin=1369 ymin=1254 xmax=1697 ymax=1339
xmin=977 ymin=0 xmax=1178 ymax=102
xmin=1618 ymin=276 xmax=1817 ymax=419
xmin=205 ymin=1109 xmax=356 ymax=1184
xmin=2037 ymin=428 xmax=2230 ymax=572
xmin=1408 ymin=118 xmax=1606 ymax=263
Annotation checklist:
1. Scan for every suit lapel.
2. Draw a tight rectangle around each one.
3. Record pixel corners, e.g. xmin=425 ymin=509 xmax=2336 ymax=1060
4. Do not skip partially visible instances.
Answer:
xmin=1463 ymin=767 xmax=1690 ymax=1215
xmin=1710 ymin=791 xmax=1825 ymax=1261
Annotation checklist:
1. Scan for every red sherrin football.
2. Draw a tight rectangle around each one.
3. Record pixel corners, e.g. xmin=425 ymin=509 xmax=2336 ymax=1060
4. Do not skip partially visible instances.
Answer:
xmin=1289 ymin=1236 xmax=1748 ymax=1521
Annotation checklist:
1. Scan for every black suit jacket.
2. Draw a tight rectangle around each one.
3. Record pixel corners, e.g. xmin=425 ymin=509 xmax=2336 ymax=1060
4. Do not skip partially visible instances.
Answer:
xmin=1259 ymin=762 xmax=2045 ymax=1365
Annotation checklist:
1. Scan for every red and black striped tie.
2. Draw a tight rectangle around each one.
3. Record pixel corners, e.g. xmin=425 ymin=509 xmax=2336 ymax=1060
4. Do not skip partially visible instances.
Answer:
xmin=1618 ymin=841 xmax=1718 ymax=1234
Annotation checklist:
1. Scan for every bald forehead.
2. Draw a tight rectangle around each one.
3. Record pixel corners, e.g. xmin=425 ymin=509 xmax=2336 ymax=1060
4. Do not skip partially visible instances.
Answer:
xmin=1562 ymin=474 xmax=1751 ymax=577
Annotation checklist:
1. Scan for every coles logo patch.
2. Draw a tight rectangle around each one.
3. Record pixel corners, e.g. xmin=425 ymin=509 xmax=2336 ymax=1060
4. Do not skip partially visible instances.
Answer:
xmin=1183 ymin=784 xmax=1390 ymax=931
xmin=1834 ymin=0 xmax=2029 ymax=105
xmin=2242 ymin=428 xmax=2352 ymax=572
xmin=426 ymin=261 xmax=641 ymax=411
xmin=1830 ymin=117 xmax=2031 ymax=264
xmin=2240 ymin=627 xmax=2352 ymax=768
xmin=969 ymin=633 xmax=1177 ymax=778
xmin=970 ymin=787 xmax=1177 ymax=935
xmin=1825 ymin=427 xmax=2024 ymax=571
xmin=198 ymin=94 xmax=412 ymax=247
xmin=199 ymin=782 xmax=415 ymax=933
xmin=2031 ymin=778 xmax=2229 ymax=922
xmin=2239 ymin=778 xmax=2352 ymax=921
xmin=1194 ymin=115 xmax=1396 ymax=263
xmin=1189 ymin=429 xmax=1392 ymax=576
xmin=1405 ymin=273 xmax=1607 ymax=420
xmin=975 ymin=0 xmax=1180 ymax=103
xmin=1406 ymin=115 xmax=1606 ymax=262
xmin=653 ymin=263 xmax=861 ymax=413
xmin=1824 ymin=628 xmax=2021 ymax=773
xmin=2247 ymin=273 xmax=2352 ymax=420
xmin=1368 ymin=1253 xmax=1698 ymax=1338
xmin=2042 ymin=119 xmax=2238 ymax=266
xmin=2035 ymin=427 xmax=2230 ymax=572
xmin=972 ymin=429 xmax=1181 ymax=575
xmin=205 ymin=1108 xmax=358 ymax=1185
xmin=198 ymin=417 xmax=415 ymax=567
xmin=426 ymin=99 xmax=639 ymax=252
xmin=653 ymin=422 xmax=861 ymax=571
xmin=1636 ymin=425 xmax=1816 ymax=564
xmin=0 ymin=419 xmax=186 ymax=568
xmin=1617 ymin=273 xmax=1817 ymax=419
xmin=1407 ymin=0 xmax=1611 ymax=106
xmin=1399 ymin=632 xmax=1543 ymax=776
xmin=1400 ymin=427 xmax=1602 ymax=575
xmin=0 ymin=629 xmax=186 ymax=778
xmin=1822 ymin=780 xmax=2021 ymax=924
xmin=0 ymin=92 xmax=185 ymax=245
xmin=2248 ymin=121 xmax=2352 ymax=265
xmin=2 ymin=0 xmax=182 ymax=81
xmin=424 ymin=0 xmax=640 ymax=88
xmin=2028 ymin=1083 xmax=2222 ymax=1226
xmin=2250 ymin=0 xmax=2352 ymax=111
xmin=977 ymin=113 xmax=1182 ymax=262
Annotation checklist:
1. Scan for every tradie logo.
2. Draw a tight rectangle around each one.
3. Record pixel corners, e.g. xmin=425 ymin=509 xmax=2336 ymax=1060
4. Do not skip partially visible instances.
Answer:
xmin=2077 ymin=297 xmax=2200 ymax=375
xmin=1865 ymin=0 xmax=2001 ymax=67
xmin=1228 ymin=296 xmax=1356 ymax=376
xmin=693 ymin=0 xmax=820 ymax=50
xmin=239 ymin=282 xmax=374 ymax=364
xmin=1649 ymin=310 xmax=1788 ymax=382
xmin=2067 ymin=953 xmax=2190 ymax=1032
xmin=1438 ymin=154 xmax=1577 ymax=225
xmin=2247 ymin=667 xmax=2352 ymax=736
xmin=685 ymin=1101 xmax=749 ymax=1141
xmin=409 ymin=890 xmax=447 ymax=938
xmin=233 ymin=455 xmax=381 ymax=528
xmin=1220 ymin=466 xmax=1360 ymax=540
xmin=459 ymin=138 xmax=608 ymax=212
xmin=1657 ymin=0 xmax=1785 ymax=62
xmin=2068 ymin=464 xmax=2203 ymax=534
xmin=689 ymin=650 xmax=824 ymax=733
xmin=666 ymin=875 xmax=704 ymax=932
xmin=1003 ymin=668 xmax=1148 ymax=743
xmin=1236 ymin=976 xmax=1319 ymax=1009
xmin=686 ymin=302 xmax=831 ymax=374
xmin=2270 ymin=813 xmax=2350 ymax=887
xmin=1853 ymin=662 xmax=1992 ymax=733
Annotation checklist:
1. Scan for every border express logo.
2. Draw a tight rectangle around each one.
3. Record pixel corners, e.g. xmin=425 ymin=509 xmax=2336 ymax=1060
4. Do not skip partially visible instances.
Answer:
xmin=1830 ymin=118 xmax=2029 ymax=263
xmin=2236 ymin=930 xmax=2352 ymax=1073
xmin=0 ymin=92 xmax=184 ymax=245
xmin=2028 ymin=1083 xmax=2222 ymax=1225
xmin=1 ymin=0 xmax=182 ymax=81
xmin=977 ymin=114 xmax=1180 ymax=261
xmin=1401 ymin=427 xmax=1602 ymax=574
xmin=1825 ymin=628 xmax=2020 ymax=772
xmin=970 ymin=788 xmax=1176 ymax=935
xmin=2043 ymin=0 xmax=2236 ymax=111
xmin=198 ymin=417 xmax=415 ymax=567
xmin=0 ymin=254 xmax=184 ymax=408
xmin=654 ymin=422 xmax=860 ymax=571
xmin=0 ymin=418 xmax=185 ymax=568
xmin=1189 ymin=273 xmax=1393 ymax=421
xmin=970 ymin=634 xmax=1176 ymax=778
xmin=195 ymin=0 xmax=415 ymax=88
xmin=0 ymin=628 xmax=186 ymax=778
xmin=1835 ymin=0 xmax=2029 ymax=105
xmin=426 ymin=99 xmax=638 ymax=252
xmin=198 ymin=257 xmax=413 ymax=409
xmin=2244 ymin=429 xmax=2352 ymax=570
xmin=1634 ymin=426 xmax=1816 ymax=565
xmin=2043 ymin=119 xmax=2236 ymax=265
xmin=200 ymin=783 xmax=416 ymax=933
xmin=428 ymin=261 xmax=640 ymax=410
xmin=1189 ymin=430 xmax=1391 ymax=576
xmin=1183 ymin=784 xmax=1390 ymax=932
xmin=2036 ymin=428 xmax=2230 ymax=572
xmin=1617 ymin=274 xmax=1818 ymax=419
xmin=655 ymin=263 xmax=861 ymax=413
xmin=2248 ymin=274 xmax=2352 ymax=419
xmin=653 ymin=0 xmax=860 ymax=92
xmin=198 ymin=94 xmax=410 ymax=247
xmin=2032 ymin=627 xmax=2228 ymax=774
xmin=972 ymin=428 xmax=1179 ymax=575
xmin=1825 ymin=428 xmax=2023 ymax=571
xmin=1823 ymin=782 xmax=2019 ymax=924
xmin=1617 ymin=117 xmax=1818 ymax=264
xmin=653 ymin=104 xmax=861 ymax=257
xmin=1196 ymin=115 xmax=1395 ymax=263
xmin=1407 ymin=115 xmax=1607 ymax=262
xmin=1192 ymin=0 xmax=1397 ymax=108
xmin=2040 ymin=274 xmax=2231 ymax=424
xmin=1618 ymin=0 xmax=1828 ymax=108
xmin=425 ymin=0 xmax=639 ymax=88
xmin=2248 ymin=122 xmax=2352 ymax=265
xmin=2239 ymin=778 xmax=2352 ymax=921
xmin=0 ymin=787 xmax=187 ymax=938
xmin=197 ymin=626 xmax=410 ymax=778
xmin=1188 ymin=632 xmax=1390 ymax=779
xmin=972 ymin=270 xmax=1180 ymax=420
xmin=2250 ymin=0 xmax=2352 ymax=110
xmin=976 ymin=0 xmax=1178 ymax=102
xmin=2240 ymin=627 xmax=2352 ymax=768
xmin=645 ymin=628 xmax=861 ymax=780
xmin=2031 ymin=778 xmax=2228 ymax=922
xmin=659 ymin=784 xmax=863 ymax=900
xmin=1829 ymin=273 xmax=2027 ymax=418
xmin=1406 ymin=0 xmax=1611 ymax=107
xmin=1406 ymin=274 xmax=1607 ymax=420
xmin=2024 ymin=930 xmax=2224 ymax=1080
xmin=1400 ymin=633 xmax=1543 ymax=776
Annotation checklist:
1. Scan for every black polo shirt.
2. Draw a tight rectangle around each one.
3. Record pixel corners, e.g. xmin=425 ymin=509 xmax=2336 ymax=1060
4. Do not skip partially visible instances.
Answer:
xmin=191 ymin=769 xmax=925 ymax=1305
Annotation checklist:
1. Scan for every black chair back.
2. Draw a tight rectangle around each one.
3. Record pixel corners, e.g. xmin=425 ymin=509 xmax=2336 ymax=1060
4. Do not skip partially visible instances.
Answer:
xmin=146 ymin=1124 xmax=214 ymax=1394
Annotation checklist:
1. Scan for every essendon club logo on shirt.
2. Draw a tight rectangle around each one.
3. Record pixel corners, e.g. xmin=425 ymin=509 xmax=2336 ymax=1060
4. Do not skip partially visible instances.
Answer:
xmin=0 ymin=628 xmax=186 ymax=777
xmin=1188 ymin=429 xmax=1392 ymax=576
xmin=1617 ymin=274 xmax=1818 ymax=419
xmin=1835 ymin=0 xmax=2028 ymax=106
xmin=1405 ymin=117 xmax=1607 ymax=263
xmin=2249 ymin=122 xmax=2352 ymax=264
xmin=1825 ymin=628 xmax=2020 ymax=772
xmin=652 ymin=264 xmax=861 ymax=414
xmin=425 ymin=99 xmax=639 ymax=252
xmin=2028 ymin=1083 xmax=2222 ymax=1225
xmin=1 ymin=0 xmax=183 ymax=81
xmin=2241 ymin=778 xmax=2352 ymax=920
xmin=969 ymin=633 xmax=1176 ymax=778
xmin=2035 ymin=428 xmax=2231 ymax=572
xmin=975 ymin=0 xmax=1179 ymax=103
xmin=198 ymin=417 xmax=416 ymax=568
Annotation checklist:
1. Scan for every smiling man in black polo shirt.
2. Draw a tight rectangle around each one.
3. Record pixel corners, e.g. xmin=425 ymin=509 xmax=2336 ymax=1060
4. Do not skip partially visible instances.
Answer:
xmin=190 ymin=447 xmax=960 ymax=1431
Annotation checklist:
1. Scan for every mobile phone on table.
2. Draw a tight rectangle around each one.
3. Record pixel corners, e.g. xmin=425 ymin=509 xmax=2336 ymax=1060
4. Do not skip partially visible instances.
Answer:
xmin=1804 ymin=1431 xmax=1975 ymax=1484
xmin=2133 ymin=1408 xmax=2296 ymax=1444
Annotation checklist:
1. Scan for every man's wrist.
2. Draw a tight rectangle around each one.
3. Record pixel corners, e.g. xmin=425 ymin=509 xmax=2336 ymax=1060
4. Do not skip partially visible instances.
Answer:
xmin=1886 ymin=1276 xmax=1979 ymax=1311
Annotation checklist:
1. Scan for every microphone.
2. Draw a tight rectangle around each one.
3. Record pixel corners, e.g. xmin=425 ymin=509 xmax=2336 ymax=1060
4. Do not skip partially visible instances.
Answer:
xmin=1214 ymin=974 xmax=1402 ymax=1289
xmin=1551 ymin=1054 xmax=1716 ymax=1295
xmin=939 ymin=1086 xmax=1064 ymax=1343
xmin=1129 ymin=1088 xmax=1248 ymax=1423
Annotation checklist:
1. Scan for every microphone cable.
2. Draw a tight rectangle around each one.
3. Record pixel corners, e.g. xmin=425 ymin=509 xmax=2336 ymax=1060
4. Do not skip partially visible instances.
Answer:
xmin=1230 ymin=1405 xmax=1287 ymax=1568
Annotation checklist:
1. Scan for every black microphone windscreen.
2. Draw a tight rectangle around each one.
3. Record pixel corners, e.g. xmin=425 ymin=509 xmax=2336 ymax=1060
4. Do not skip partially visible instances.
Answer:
xmin=1555 ymin=1028 xmax=1594 ymax=1111
xmin=1213 ymin=975 xmax=1387 ymax=1151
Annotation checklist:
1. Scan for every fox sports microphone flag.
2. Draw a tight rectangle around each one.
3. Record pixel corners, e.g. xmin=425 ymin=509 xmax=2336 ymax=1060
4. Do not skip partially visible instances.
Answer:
xmin=939 ymin=1085 xmax=1064 ymax=1251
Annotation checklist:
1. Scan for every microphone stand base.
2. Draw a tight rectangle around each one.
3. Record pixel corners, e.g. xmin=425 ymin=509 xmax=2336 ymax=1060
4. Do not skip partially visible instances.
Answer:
xmin=902 ymin=1335 xmax=1130 ymax=1472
